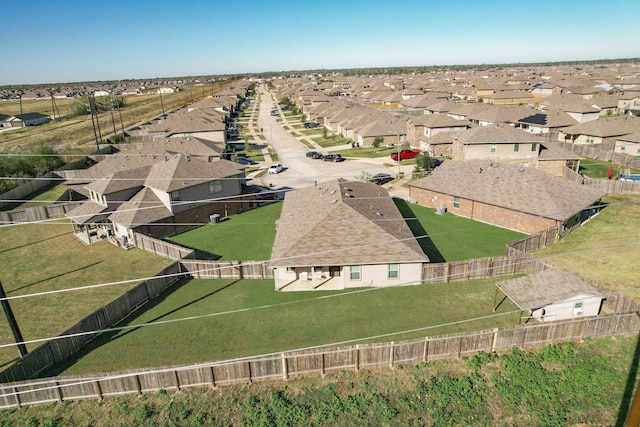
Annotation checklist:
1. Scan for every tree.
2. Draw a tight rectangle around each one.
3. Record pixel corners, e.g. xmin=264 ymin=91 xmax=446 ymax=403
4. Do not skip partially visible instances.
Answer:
xmin=414 ymin=153 xmax=435 ymax=175
xmin=373 ymin=136 xmax=384 ymax=148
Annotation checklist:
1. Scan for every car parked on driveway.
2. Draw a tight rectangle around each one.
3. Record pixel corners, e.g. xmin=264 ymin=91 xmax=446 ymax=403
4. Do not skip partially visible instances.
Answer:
xmin=268 ymin=163 xmax=283 ymax=174
xmin=321 ymin=153 xmax=345 ymax=162
xmin=390 ymin=149 xmax=421 ymax=161
xmin=369 ymin=173 xmax=394 ymax=185
xmin=306 ymin=151 xmax=322 ymax=159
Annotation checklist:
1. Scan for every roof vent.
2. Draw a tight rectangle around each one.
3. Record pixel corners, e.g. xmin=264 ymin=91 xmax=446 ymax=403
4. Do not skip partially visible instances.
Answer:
xmin=344 ymin=193 xmax=353 ymax=198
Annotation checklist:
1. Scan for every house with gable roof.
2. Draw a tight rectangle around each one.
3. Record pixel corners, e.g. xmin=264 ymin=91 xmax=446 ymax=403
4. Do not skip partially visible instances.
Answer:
xmin=66 ymin=155 xmax=249 ymax=245
xmin=270 ymin=179 xmax=428 ymax=291
xmin=409 ymin=160 xmax=606 ymax=235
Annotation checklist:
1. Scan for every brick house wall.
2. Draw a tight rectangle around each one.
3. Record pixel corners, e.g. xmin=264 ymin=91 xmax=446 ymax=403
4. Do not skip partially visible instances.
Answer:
xmin=409 ymin=186 xmax=559 ymax=234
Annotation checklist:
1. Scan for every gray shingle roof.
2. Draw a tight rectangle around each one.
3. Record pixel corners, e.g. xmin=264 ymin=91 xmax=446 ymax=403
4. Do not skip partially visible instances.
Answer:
xmin=270 ymin=179 xmax=428 ymax=268
xmin=409 ymin=160 xmax=606 ymax=222
xmin=144 ymin=155 xmax=244 ymax=192
xmin=456 ymin=125 xmax=546 ymax=144
xmin=108 ymin=187 xmax=173 ymax=227
xmin=496 ymin=269 xmax=603 ymax=310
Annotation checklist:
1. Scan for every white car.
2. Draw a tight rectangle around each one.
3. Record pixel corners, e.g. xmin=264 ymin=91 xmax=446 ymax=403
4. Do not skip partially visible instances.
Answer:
xmin=268 ymin=163 xmax=283 ymax=174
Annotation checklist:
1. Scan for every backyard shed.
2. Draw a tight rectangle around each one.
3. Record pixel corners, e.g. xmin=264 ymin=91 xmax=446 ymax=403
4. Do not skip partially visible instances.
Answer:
xmin=495 ymin=269 xmax=604 ymax=323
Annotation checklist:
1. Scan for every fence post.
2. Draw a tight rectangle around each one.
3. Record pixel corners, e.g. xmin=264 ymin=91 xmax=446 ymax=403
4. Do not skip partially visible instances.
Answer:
xmin=134 ymin=374 xmax=142 ymax=395
xmin=491 ymin=328 xmax=499 ymax=352
xmin=423 ymin=338 xmax=429 ymax=362
xmin=54 ymin=380 xmax=63 ymax=402
xmin=210 ymin=366 xmax=216 ymax=388
xmin=389 ymin=342 xmax=395 ymax=367
xmin=173 ymin=370 xmax=180 ymax=391
xmin=246 ymin=361 xmax=252 ymax=384
xmin=281 ymin=353 xmax=288 ymax=380
xmin=354 ymin=346 xmax=359 ymax=371
xmin=93 ymin=380 xmax=103 ymax=400
xmin=12 ymin=387 xmax=20 ymax=408
xmin=457 ymin=337 xmax=463 ymax=359
xmin=444 ymin=263 xmax=450 ymax=283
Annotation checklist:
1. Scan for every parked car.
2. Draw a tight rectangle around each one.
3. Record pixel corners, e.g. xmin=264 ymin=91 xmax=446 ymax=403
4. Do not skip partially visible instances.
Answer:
xmin=236 ymin=157 xmax=257 ymax=165
xmin=268 ymin=163 xmax=283 ymax=174
xmin=321 ymin=153 xmax=345 ymax=162
xmin=390 ymin=149 xmax=421 ymax=161
xmin=256 ymin=190 xmax=280 ymax=200
xmin=306 ymin=151 xmax=322 ymax=159
xmin=369 ymin=173 xmax=394 ymax=185
xmin=304 ymin=121 xmax=319 ymax=129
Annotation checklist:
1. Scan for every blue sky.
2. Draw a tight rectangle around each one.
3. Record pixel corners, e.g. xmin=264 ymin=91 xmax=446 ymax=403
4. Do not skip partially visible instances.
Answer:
xmin=1 ymin=0 xmax=639 ymax=86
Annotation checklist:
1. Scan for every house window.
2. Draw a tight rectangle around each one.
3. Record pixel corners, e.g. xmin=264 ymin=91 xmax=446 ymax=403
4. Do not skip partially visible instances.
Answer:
xmin=171 ymin=190 xmax=180 ymax=202
xmin=586 ymin=136 xmax=595 ymax=143
xmin=490 ymin=144 xmax=497 ymax=153
xmin=573 ymin=302 xmax=584 ymax=316
xmin=531 ymin=143 xmax=538 ymax=152
xmin=621 ymin=143 xmax=626 ymax=151
xmin=388 ymin=263 xmax=399 ymax=279
xmin=349 ymin=265 xmax=361 ymax=281
xmin=286 ymin=267 xmax=295 ymax=273
xmin=209 ymin=180 xmax=223 ymax=194
xmin=513 ymin=143 xmax=520 ymax=152
xmin=453 ymin=196 xmax=460 ymax=209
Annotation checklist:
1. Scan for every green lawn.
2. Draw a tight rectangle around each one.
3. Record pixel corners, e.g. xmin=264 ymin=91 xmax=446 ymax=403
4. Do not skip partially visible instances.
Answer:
xmin=533 ymin=193 xmax=640 ymax=300
xmin=336 ymin=146 xmax=398 ymax=158
xmin=395 ymin=199 xmax=526 ymax=262
xmin=51 ymin=276 xmax=521 ymax=376
xmin=1 ymin=182 xmax=69 ymax=211
xmin=0 ymin=223 xmax=173 ymax=367
xmin=579 ymin=158 xmax=640 ymax=178
xmin=312 ymin=135 xmax=354 ymax=148
xmin=167 ymin=202 xmax=283 ymax=260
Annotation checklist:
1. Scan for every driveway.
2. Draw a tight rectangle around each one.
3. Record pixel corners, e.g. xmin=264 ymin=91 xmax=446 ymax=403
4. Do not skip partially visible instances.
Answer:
xmin=254 ymin=85 xmax=413 ymax=196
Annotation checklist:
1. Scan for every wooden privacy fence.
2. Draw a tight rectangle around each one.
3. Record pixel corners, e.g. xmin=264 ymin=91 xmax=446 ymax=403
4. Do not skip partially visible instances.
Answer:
xmin=0 ymin=202 xmax=78 ymax=224
xmin=582 ymin=176 xmax=640 ymax=194
xmin=181 ymin=259 xmax=273 ymax=279
xmin=133 ymin=233 xmax=195 ymax=260
xmin=421 ymin=255 xmax=546 ymax=282
xmin=0 ymin=262 xmax=186 ymax=384
xmin=0 ymin=311 xmax=638 ymax=409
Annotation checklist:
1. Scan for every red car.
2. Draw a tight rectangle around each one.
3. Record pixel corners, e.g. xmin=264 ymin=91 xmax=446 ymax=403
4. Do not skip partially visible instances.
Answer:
xmin=390 ymin=149 xmax=420 ymax=161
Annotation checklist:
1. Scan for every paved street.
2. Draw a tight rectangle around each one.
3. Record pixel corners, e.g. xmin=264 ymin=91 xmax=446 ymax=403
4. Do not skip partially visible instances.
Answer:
xmin=248 ymin=84 xmax=412 ymax=199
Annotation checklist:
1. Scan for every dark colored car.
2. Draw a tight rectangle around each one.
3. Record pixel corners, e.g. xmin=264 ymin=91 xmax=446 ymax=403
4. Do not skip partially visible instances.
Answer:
xmin=236 ymin=157 xmax=257 ymax=165
xmin=369 ymin=173 xmax=393 ymax=185
xmin=321 ymin=153 xmax=345 ymax=162
xmin=306 ymin=151 xmax=322 ymax=159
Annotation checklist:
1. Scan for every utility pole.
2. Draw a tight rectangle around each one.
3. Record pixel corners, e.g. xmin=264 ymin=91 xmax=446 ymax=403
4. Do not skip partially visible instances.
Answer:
xmin=0 ymin=280 xmax=27 ymax=358
xmin=108 ymin=94 xmax=117 ymax=141
xmin=88 ymin=99 xmax=99 ymax=152
xmin=158 ymin=89 xmax=166 ymax=119
xmin=92 ymin=95 xmax=103 ymax=143
xmin=19 ymin=95 xmax=24 ymax=128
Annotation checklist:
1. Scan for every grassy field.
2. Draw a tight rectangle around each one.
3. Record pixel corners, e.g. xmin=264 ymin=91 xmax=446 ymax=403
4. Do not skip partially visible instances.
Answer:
xmin=580 ymin=158 xmax=640 ymax=178
xmin=312 ymin=135 xmax=354 ymax=148
xmin=0 ymin=223 xmax=173 ymax=367
xmin=533 ymin=193 xmax=640 ymax=300
xmin=49 ymin=276 xmax=522 ymax=376
xmin=6 ymin=334 xmax=634 ymax=426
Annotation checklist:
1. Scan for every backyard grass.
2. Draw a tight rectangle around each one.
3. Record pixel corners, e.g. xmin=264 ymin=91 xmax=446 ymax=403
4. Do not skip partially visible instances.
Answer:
xmin=50 ymin=276 xmax=522 ymax=376
xmin=395 ymin=199 xmax=527 ymax=262
xmin=579 ymin=158 xmax=640 ymax=178
xmin=0 ymin=223 xmax=173 ymax=368
xmin=533 ymin=193 xmax=640 ymax=300
xmin=166 ymin=202 xmax=283 ymax=260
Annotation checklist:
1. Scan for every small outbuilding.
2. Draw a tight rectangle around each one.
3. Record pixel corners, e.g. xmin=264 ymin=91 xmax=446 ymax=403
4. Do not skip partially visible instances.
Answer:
xmin=495 ymin=269 xmax=604 ymax=323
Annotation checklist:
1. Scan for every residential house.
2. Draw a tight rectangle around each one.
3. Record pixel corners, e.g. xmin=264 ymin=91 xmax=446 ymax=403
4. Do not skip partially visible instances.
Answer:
xmin=143 ymin=108 xmax=227 ymax=142
xmin=408 ymin=160 xmax=606 ymax=234
xmin=617 ymin=95 xmax=640 ymax=117
xmin=496 ymin=269 xmax=604 ymax=322
xmin=2 ymin=112 xmax=50 ymax=128
xmin=516 ymin=110 xmax=579 ymax=136
xmin=451 ymin=125 xmax=545 ymax=165
xmin=406 ymin=114 xmax=470 ymax=150
xmin=66 ymin=155 xmax=249 ymax=245
xmin=614 ymin=132 xmax=640 ymax=156
xmin=270 ymin=179 xmax=428 ymax=291
xmin=558 ymin=116 xmax=640 ymax=145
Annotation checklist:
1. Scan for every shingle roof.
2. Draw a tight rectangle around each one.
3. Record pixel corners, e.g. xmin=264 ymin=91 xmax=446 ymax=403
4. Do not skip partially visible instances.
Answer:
xmin=409 ymin=160 xmax=606 ymax=222
xmin=144 ymin=155 xmax=244 ymax=192
xmin=66 ymin=200 xmax=111 ymax=225
xmin=496 ymin=269 xmax=603 ymax=310
xmin=270 ymin=179 xmax=428 ymax=268
xmin=108 ymin=187 xmax=173 ymax=227
xmin=456 ymin=125 xmax=546 ymax=144
xmin=85 ymin=165 xmax=151 ymax=195
xmin=561 ymin=117 xmax=640 ymax=137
